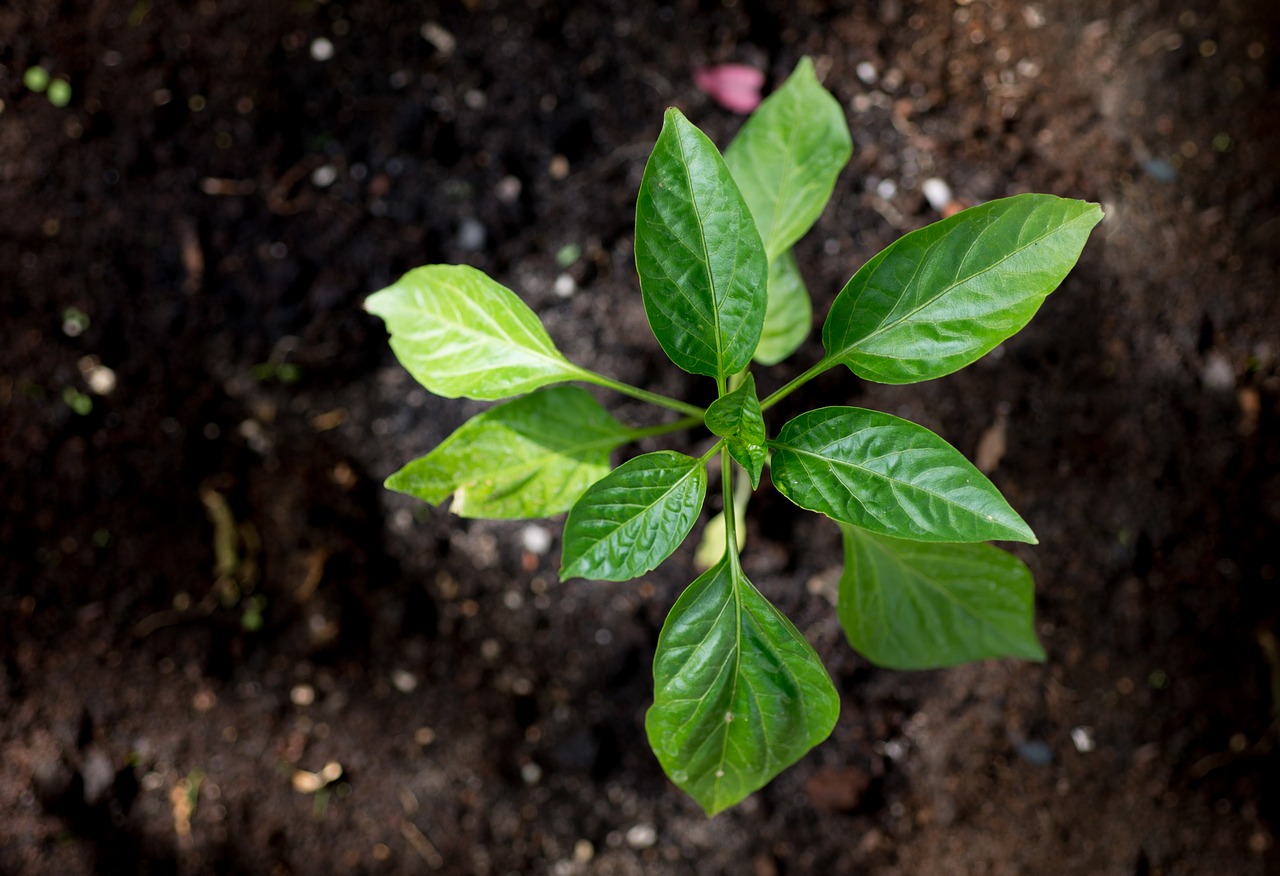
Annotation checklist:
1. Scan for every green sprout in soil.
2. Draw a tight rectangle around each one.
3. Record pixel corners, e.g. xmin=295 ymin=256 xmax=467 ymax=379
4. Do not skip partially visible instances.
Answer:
xmin=24 ymin=66 xmax=72 ymax=107
xmin=367 ymin=58 xmax=1102 ymax=815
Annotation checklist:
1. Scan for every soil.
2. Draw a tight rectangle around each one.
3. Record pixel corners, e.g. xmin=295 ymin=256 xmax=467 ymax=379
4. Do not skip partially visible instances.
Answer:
xmin=3 ymin=1 xmax=1279 ymax=874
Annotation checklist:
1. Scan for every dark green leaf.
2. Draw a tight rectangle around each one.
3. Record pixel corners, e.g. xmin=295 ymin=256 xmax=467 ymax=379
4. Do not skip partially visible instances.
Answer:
xmin=646 ymin=556 xmax=839 ymax=815
xmin=385 ymin=387 xmax=631 ymax=520
xmin=769 ymin=407 xmax=1035 ymax=543
xmin=753 ymin=251 xmax=812 ymax=366
xmin=823 ymin=194 xmax=1103 ymax=384
xmin=724 ymin=57 xmax=852 ymax=260
xmin=560 ymin=451 xmax=707 ymax=582
xmin=704 ymin=374 xmax=767 ymax=488
xmin=838 ymin=524 xmax=1045 ymax=668
xmin=365 ymin=264 xmax=583 ymax=400
xmin=635 ymin=109 xmax=768 ymax=380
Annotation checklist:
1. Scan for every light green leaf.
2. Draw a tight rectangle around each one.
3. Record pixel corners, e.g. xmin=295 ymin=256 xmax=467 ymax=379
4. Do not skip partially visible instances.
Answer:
xmin=385 ymin=387 xmax=631 ymax=520
xmin=704 ymin=374 xmax=767 ymax=488
xmin=560 ymin=451 xmax=707 ymax=582
xmin=823 ymin=194 xmax=1103 ymax=384
xmin=646 ymin=556 xmax=839 ymax=816
xmin=753 ymin=250 xmax=812 ymax=366
xmin=724 ymin=56 xmax=852 ymax=260
xmin=365 ymin=264 xmax=583 ymax=400
xmin=838 ymin=524 xmax=1045 ymax=668
xmin=635 ymin=109 xmax=768 ymax=380
xmin=770 ymin=406 xmax=1035 ymax=543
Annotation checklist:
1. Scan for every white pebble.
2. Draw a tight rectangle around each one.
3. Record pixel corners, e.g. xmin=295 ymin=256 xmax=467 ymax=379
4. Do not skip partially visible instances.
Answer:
xmin=520 ymin=524 xmax=553 ymax=555
xmin=309 ymin=37 xmax=334 ymax=62
xmin=922 ymin=177 xmax=954 ymax=212
xmin=310 ymin=164 xmax=337 ymax=188
xmin=553 ymin=273 xmax=576 ymax=298
xmin=391 ymin=669 xmax=418 ymax=693
xmin=876 ymin=179 xmax=897 ymax=199
xmin=625 ymin=823 xmax=657 ymax=849
xmin=856 ymin=61 xmax=878 ymax=84
xmin=1070 ymin=726 xmax=1096 ymax=753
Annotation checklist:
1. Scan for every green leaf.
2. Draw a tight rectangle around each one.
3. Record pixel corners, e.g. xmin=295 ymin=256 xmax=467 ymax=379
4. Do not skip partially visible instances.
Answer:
xmin=704 ymin=374 xmax=767 ymax=488
xmin=753 ymin=250 xmax=812 ymax=366
xmin=838 ymin=524 xmax=1045 ymax=668
xmin=635 ymin=109 xmax=768 ymax=380
xmin=646 ymin=556 xmax=839 ymax=815
xmin=724 ymin=57 xmax=852 ymax=260
xmin=560 ymin=451 xmax=707 ymax=582
xmin=769 ymin=407 xmax=1035 ymax=543
xmin=385 ymin=387 xmax=631 ymax=520
xmin=822 ymin=194 xmax=1103 ymax=384
xmin=365 ymin=264 xmax=583 ymax=400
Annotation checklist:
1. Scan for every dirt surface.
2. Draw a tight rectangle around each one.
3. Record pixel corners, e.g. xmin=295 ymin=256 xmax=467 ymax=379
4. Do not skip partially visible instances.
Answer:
xmin=3 ymin=1 xmax=1279 ymax=873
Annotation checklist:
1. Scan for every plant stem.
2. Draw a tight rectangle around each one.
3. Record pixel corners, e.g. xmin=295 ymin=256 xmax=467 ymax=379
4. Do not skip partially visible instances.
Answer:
xmin=576 ymin=368 xmax=707 ymax=419
xmin=625 ymin=416 xmax=702 ymax=442
xmin=758 ymin=357 xmax=837 ymax=413
xmin=721 ymin=446 xmax=741 ymax=571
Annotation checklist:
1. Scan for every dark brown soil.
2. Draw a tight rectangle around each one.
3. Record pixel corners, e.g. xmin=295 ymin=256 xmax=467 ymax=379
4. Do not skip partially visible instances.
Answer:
xmin=3 ymin=1 xmax=1279 ymax=874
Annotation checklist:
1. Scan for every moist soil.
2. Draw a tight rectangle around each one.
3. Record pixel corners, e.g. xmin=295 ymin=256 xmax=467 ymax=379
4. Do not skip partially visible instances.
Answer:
xmin=3 ymin=1 xmax=1279 ymax=874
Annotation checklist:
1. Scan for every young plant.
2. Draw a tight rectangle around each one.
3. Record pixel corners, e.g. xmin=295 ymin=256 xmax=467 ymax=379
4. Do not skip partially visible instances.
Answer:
xmin=366 ymin=59 xmax=1102 ymax=815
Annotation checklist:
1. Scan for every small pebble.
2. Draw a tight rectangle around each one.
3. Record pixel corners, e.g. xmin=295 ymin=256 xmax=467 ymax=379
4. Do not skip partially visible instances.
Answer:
xmin=922 ymin=177 xmax=954 ymax=213
xmin=1015 ymin=740 xmax=1054 ymax=766
xmin=520 ymin=524 xmax=553 ymax=555
xmin=553 ymin=274 xmax=576 ymax=298
xmin=290 ymin=684 xmax=316 ymax=706
xmin=391 ymin=669 xmax=418 ymax=693
xmin=1201 ymin=351 xmax=1235 ymax=392
xmin=310 ymin=37 xmax=334 ymax=62
xmin=625 ymin=823 xmax=657 ymax=849
xmin=856 ymin=61 xmax=878 ymax=84
xmin=457 ymin=218 xmax=487 ymax=251
xmin=310 ymin=164 xmax=337 ymax=188
xmin=1070 ymin=726 xmax=1096 ymax=753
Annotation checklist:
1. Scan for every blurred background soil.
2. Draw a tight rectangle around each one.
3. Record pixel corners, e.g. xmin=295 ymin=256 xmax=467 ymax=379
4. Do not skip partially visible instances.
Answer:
xmin=2 ymin=1 xmax=1278 ymax=873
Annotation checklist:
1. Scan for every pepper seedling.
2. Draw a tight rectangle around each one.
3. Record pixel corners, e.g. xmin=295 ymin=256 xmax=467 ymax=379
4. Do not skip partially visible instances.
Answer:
xmin=367 ymin=58 xmax=1102 ymax=815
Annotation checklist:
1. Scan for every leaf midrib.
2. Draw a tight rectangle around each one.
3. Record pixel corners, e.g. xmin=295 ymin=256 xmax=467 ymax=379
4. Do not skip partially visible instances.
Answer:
xmin=771 ymin=439 xmax=1019 ymax=539
xmin=834 ymin=204 xmax=1092 ymax=358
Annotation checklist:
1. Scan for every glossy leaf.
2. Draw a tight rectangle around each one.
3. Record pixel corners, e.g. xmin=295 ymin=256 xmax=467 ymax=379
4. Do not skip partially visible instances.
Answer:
xmin=635 ymin=109 xmax=768 ymax=380
xmin=724 ymin=57 xmax=852 ymax=260
xmin=823 ymin=194 xmax=1103 ymax=384
xmin=753 ymin=251 xmax=812 ymax=366
xmin=365 ymin=264 xmax=583 ymax=400
xmin=769 ymin=407 xmax=1035 ymax=543
xmin=385 ymin=387 xmax=631 ymax=520
xmin=646 ymin=556 xmax=839 ymax=815
xmin=838 ymin=524 xmax=1045 ymax=668
xmin=704 ymin=374 xmax=767 ymax=488
xmin=560 ymin=451 xmax=707 ymax=582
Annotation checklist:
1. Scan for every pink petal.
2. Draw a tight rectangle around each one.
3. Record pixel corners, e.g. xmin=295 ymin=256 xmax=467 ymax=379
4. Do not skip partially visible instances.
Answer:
xmin=693 ymin=64 xmax=765 ymax=114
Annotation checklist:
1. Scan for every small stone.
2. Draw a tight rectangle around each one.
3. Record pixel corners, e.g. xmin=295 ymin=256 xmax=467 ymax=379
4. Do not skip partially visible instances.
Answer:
xmin=625 ymin=823 xmax=657 ymax=849
xmin=1201 ymin=350 xmax=1235 ymax=392
xmin=457 ymin=218 xmax=487 ymax=252
xmin=81 ymin=747 xmax=115 ymax=804
xmin=1015 ymin=740 xmax=1054 ymax=766
xmin=856 ymin=62 xmax=878 ymax=84
xmin=391 ymin=669 xmax=418 ymax=693
xmin=922 ymin=177 xmax=954 ymax=213
xmin=310 ymin=165 xmax=338 ymax=188
xmin=1070 ymin=726 xmax=1096 ymax=753
xmin=553 ymin=273 xmax=576 ymax=298
xmin=310 ymin=37 xmax=335 ymax=62
xmin=290 ymin=684 xmax=316 ymax=706
xmin=520 ymin=524 xmax=552 ymax=555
